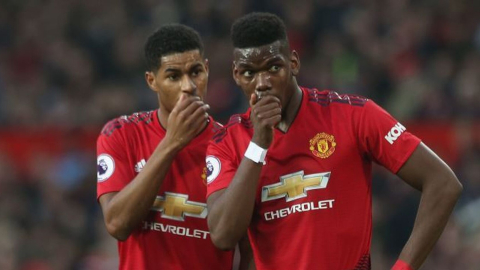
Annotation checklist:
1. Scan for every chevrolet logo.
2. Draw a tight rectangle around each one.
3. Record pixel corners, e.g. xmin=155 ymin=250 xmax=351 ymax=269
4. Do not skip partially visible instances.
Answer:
xmin=262 ymin=171 xmax=331 ymax=202
xmin=151 ymin=192 xmax=208 ymax=221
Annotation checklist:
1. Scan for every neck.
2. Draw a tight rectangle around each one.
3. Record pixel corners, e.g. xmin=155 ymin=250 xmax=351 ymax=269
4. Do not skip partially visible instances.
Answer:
xmin=157 ymin=107 xmax=168 ymax=130
xmin=277 ymin=84 xmax=302 ymax=133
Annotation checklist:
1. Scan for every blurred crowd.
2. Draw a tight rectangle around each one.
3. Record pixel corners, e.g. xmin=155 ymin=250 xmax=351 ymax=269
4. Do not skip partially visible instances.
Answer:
xmin=0 ymin=0 xmax=479 ymax=269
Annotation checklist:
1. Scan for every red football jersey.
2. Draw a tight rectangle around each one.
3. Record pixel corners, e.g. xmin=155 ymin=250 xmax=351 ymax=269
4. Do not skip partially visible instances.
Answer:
xmin=97 ymin=110 xmax=233 ymax=270
xmin=206 ymin=88 xmax=421 ymax=270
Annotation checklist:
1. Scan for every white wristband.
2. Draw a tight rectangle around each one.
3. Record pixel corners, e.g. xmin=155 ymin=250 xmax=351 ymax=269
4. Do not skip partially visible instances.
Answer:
xmin=244 ymin=141 xmax=268 ymax=164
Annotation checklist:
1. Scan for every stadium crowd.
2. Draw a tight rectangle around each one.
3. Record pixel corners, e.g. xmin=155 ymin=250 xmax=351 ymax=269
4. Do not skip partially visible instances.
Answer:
xmin=0 ymin=0 xmax=479 ymax=269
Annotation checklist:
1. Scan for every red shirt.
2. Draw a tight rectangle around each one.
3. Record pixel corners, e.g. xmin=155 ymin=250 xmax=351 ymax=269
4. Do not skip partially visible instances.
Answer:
xmin=97 ymin=110 xmax=233 ymax=270
xmin=206 ymin=88 xmax=421 ymax=270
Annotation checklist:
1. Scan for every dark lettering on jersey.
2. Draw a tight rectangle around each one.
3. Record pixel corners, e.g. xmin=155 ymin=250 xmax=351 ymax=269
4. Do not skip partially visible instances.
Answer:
xmin=212 ymin=114 xmax=252 ymax=144
xmin=101 ymin=111 xmax=153 ymax=137
xmin=307 ymin=89 xmax=367 ymax=107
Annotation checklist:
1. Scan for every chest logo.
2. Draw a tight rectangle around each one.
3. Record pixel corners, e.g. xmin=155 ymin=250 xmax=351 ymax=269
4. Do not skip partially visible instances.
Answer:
xmin=262 ymin=171 xmax=331 ymax=202
xmin=309 ymin=132 xmax=336 ymax=158
xmin=151 ymin=192 xmax=207 ymax=221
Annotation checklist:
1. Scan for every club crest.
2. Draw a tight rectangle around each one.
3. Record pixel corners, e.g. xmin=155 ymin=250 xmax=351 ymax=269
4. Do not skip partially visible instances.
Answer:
xmin=309 ymin=133 xmax=336 ymax=159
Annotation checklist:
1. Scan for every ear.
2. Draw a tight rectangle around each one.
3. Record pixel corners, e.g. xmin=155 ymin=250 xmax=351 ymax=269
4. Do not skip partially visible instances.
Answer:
xmin=145 ymin=71 xmax=158 ymax=93
xmin=204 ymin=58 xmax=209 ymax=76
xmin=232 ymin=62 xmax=241 ymax=86
xmin=290 ymin=50 xmax=301 ymax=76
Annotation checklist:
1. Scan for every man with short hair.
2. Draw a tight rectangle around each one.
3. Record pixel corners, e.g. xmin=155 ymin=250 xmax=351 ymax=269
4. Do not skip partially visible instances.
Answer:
xmin=206 ymin=12 xmax=462 ymax=270
xmin=96 ymin=24 xmax=245 ymax=270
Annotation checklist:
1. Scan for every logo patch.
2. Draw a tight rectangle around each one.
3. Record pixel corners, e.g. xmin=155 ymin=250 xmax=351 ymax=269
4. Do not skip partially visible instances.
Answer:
xmin=135 ymin=159 xmax=146 ymax=173
xmin=205 ymin=156 xmax=221 ymax=184
xmin=151 ymin=192 xmax=207 ymax=221
xmin=385 ymin=122 xmax=406 ymax=144
xmin=97 ymin=154 xmax=114 ymax=182
xmin=309 ymin=133 xmax=336 ymax=158
xmin=262 ymin=171 xmax=331 ymax=202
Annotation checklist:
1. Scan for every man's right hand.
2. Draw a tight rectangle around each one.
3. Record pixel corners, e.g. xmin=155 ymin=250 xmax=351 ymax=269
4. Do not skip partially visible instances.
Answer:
xmin=249 ymin=93 xmax=282 ymax=149
xmin=164 ymin=94 xmax=210 ymax=151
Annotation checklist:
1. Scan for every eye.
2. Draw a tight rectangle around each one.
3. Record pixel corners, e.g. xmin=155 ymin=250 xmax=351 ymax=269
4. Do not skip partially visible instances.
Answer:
xmin=167 ymin=74 xmax=179 ymax=81
xmin=242 ymin=70 xmax=254 ymax=78
xmin=269 ymin=65 xmax=280 ymax=72
xmin=192 ymin=68 xmax=203 ymax=77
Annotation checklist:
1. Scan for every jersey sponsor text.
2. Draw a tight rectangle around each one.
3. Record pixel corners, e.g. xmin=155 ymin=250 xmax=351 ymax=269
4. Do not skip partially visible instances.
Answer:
xmin=264 ymin=199 xmax=335 ymax=221
xmin=142 ymin=221 xmax=209 ymax=239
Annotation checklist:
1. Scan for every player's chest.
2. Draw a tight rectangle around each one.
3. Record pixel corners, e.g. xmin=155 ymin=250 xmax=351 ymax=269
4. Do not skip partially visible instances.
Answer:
xmin=264 ymin=123 xmax=358 ymax=172
xmin=256 ymin=124 xmax=363 ymax=201
xmin=128 ymin=135 xmax=209 ymax=191
xmin=130 ymin=136 xmax=210 ymax=225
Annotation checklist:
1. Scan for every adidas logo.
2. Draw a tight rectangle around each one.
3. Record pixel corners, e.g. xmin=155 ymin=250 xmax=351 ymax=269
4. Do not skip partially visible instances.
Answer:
xmin=135 ymin=159 xmax=146 ymax=173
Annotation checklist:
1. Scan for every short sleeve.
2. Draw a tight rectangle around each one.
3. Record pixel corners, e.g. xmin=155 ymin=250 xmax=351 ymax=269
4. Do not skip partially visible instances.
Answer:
xmin=205 ymin=138 xmax=239 ymax=198
xmin=356 ymin=100 xmax=421 ymax=173
xmin=96 ymin=128 xmax=134 ymax=200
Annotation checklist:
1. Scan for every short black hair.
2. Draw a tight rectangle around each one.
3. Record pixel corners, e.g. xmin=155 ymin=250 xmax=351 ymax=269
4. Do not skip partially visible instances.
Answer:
xmin=144 ymin=24 xmax=204 ymax=71
xmin=231 ymin=12 xmax=288 ymax=48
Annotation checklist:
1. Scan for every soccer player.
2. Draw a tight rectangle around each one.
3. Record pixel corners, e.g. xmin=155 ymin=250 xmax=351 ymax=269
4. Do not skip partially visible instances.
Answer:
xmin=205 ymin=13 xmax=462 ymax=270
xmin=96 ymin=24 xmax=248 ymax=270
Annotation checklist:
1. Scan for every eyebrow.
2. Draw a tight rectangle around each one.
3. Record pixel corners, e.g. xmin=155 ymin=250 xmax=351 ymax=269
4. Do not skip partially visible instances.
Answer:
xmin=189 ymin=63 xmax=203 ymax=70
xmin=164 ymin=68 xmax=181 ymax=73
xmin=236 ymin=62 xmax=253 ymax=69
xmin=236 ymin=56 xmax=284 ymax=69
xmin=164 ymin=62 xmax=203 ymax=73
xmin=265 ymin=56 xmax=284 ymax=65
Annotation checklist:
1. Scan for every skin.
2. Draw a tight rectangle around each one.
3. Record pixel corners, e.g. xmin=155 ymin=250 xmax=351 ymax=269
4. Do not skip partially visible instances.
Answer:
xmin=208 ymin=40 xmax=303 ymax=249
xmin=99 ymin=49 xmax=210 ymax=241
xmin=207 ymin=40 xmax=462 ymax=270
xmin=98 ymin=49 xmax=253 ymax=269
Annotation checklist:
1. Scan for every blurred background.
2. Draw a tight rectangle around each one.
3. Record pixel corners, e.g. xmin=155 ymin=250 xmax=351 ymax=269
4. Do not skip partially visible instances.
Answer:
xmin=0 ymin=0 xmax=479 ymax=269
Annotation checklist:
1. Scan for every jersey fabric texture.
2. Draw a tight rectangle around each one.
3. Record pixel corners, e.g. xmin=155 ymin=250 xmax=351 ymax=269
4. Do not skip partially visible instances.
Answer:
xmin=97 ymin=110 xmax=233 ymax=270
xmin=206 ymin=87 xmax=421 ymax=270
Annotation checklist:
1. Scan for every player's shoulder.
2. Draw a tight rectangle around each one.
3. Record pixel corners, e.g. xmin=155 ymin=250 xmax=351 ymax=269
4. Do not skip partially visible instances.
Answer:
xmin=304 ymin=88 xmax=369 ymax=108
xmin=100 ymin=110 xmax=156 ymax=138
xmin=211 ymin=113 xmax=251 ymax=144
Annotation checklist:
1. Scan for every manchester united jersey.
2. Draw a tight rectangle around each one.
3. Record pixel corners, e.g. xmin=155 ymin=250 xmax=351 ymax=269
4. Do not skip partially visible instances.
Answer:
xmin=206 ymin=87 xmax=421 ymax=270
xmin=97 ymin=110 xmax=233 ymax=270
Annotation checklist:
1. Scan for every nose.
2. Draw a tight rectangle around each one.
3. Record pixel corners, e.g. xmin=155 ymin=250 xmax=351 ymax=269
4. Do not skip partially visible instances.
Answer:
xmin=180 ymin=75 xmax=197 ymax=96
xmin=255 ymin=72 xmax=272 ymax=92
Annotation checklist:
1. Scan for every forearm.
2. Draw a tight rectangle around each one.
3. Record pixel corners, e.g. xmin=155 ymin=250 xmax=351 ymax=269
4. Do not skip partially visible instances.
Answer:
xmin=104 ymin=139 xmax=179 ymax=240
xmin=208 ymin=158 xmax=262 ymax=249
xmin=398 ymin=176 xmax=462 ymax=269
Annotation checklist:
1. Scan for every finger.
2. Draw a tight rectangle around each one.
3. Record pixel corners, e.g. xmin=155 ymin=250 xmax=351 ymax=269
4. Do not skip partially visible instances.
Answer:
xmin=171 ymin=93 xmax=187 ymax=114
xmin=190 ymin=103 xmax=210 ymax=121
xmin=173 ymin=95 xmax=201 ymax=113
xmin=255 ymin=101 xmax=281 ymax=112
xmin=189 ymin=107 xmax=210 ymax=133
xmin=256 ymin=107 xmax=281 ymax=119
xmin=249 ymin=93 xmax=258 ymax=107
xmin=254 ymin=95 xmax=281 ymax=107
xmin=262 ymin=114 xmax=282 ymax=127
xmin=180 ymin=103 xmax=208 ymax=127
xmin=178 ymin=100 xmax=206 ymax=119
xmin=253 ymin=102 xmax=281 ymax=117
